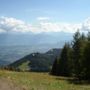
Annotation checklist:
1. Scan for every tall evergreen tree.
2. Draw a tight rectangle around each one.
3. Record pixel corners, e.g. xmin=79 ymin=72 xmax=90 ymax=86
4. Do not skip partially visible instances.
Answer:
xmin=51 ymin=31 xmax=90 ymax=81
xmin=72 ymin=31 xmax=81 ymax=76
xmin=50 ymin=58 xmax=58 ymax=75
xmin=72 ymin=31 xmax=86 ymax=78
xmin=81 ymin=41 xmax=90 ymax=80
xmin=51 ymin=43 xmax=72 ymax=76
xmin=58 ymin=43 xmax=72 ymax=76
xmin=81 ymin=32 xmax=90 ymax=80
xmin=87 ymin=32 xmax=90 ymax=41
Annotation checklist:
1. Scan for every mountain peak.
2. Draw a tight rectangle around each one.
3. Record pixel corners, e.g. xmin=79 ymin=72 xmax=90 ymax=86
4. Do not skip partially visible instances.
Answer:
xmin=8 ymin=48 xmax=61 ymax=72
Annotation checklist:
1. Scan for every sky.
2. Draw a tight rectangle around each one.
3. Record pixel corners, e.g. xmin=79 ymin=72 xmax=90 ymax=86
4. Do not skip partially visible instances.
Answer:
xmin=0 ymin=0 xmax=90 ymax=33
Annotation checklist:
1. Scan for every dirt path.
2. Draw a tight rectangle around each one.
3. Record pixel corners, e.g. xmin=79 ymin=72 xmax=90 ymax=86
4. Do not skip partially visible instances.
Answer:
xmin=0 ymin=78 xmax=25 ymax=90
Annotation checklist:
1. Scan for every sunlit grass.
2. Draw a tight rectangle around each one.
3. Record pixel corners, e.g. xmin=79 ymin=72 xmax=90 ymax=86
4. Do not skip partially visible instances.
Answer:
xmin=0 ymin=70 xmax=90 ymax=90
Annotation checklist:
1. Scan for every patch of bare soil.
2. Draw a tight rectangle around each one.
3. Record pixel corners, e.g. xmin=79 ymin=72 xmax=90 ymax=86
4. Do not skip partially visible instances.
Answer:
xmin=0 ymin=78 xmax=26 ymax=90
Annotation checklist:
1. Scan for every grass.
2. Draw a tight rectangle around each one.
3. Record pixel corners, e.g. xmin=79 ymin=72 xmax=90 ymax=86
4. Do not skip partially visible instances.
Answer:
xmin=18 ymin=61 xmax=30 ymax=71
xmin=0 ymin=70 xmax=90 ymax=90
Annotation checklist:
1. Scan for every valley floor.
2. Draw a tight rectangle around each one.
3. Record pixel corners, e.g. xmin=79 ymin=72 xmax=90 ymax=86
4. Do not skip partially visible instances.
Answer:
xmin=0 ymin=70 xmax=90 ymax=90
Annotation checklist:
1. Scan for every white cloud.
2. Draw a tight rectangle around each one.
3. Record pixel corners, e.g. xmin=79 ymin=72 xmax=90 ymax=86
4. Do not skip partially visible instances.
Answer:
xmin=0 ymin=16 xmax=32 ymax=33
xmin=81 ymin=17 xmax=90 ymax=32
xmin=39 ymin=22 xmax=82 ymax=33
xmin=0 ymin=16 xmax=90 ymax=34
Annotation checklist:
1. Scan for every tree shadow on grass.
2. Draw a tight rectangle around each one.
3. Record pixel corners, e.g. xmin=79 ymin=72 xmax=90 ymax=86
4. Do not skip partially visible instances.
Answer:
xmin=55 ymin=77 xmax=90 ymax=85
xmin=67 ymin=78 xmax=90 ymax=85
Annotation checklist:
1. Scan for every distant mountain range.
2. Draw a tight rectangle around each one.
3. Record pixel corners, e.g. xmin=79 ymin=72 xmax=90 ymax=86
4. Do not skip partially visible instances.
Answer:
xmin=0 ymin=31 xmax=72 ymax=68
xmin=8 ymin=48 xmax=61 ymax=72
xmin=0 ymin=32 xmax=73 ymax=46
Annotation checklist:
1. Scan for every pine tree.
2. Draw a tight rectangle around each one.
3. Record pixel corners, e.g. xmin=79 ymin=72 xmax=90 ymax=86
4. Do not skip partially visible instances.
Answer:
xmin=72 ymin=31 xmax=80 ymax=76
xmin=81 ymin=32 xmax=90 ymax=80
xmin=82 ymin=41 xmax=90 ymax=80
xmin=51 ymin=31 xmax=90 ymax=81
xmin=50 ymin=58 xmax=57 ymax=75
xmin=51 ymin=43 xmax=72 ymax=76
xmin=58 ymin=43 xmax=72 ymax=76
xmin=72 ymin=31 xmax=87 ymax=78
xmin=87 ymin=31 xmax=90 ymax=41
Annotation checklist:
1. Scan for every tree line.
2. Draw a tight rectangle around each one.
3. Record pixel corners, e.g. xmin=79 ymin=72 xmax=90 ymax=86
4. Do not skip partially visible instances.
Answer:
xmin=51 ymin=31 xmax=90 ymax=80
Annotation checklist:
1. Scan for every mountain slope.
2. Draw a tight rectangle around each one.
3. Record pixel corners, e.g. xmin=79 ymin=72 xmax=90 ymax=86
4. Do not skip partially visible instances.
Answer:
xmin=8 ymin=48 xmax=61 ymax=72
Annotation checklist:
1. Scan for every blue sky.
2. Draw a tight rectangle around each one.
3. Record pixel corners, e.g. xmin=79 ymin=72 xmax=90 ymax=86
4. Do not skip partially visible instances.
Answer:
xmin=0 ymin=0 xmax=90 ymax=23
xmin=0 ymin=0 xmax=90 ymax=34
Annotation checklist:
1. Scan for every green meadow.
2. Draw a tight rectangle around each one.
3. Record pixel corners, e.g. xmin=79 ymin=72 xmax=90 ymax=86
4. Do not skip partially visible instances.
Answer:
xmin=0 ymin=70 xmax=90 ymax=90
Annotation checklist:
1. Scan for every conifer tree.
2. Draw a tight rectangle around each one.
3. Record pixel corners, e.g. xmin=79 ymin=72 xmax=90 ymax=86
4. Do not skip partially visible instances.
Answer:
xmin=51 ymin=58 xmax=59 ymax=75
xmin=81 ymin=32 xmax=90 ymax=80
xmin=58 ymin=43 xmax=72 ymax=76
xmin=51 ymin=43 xmax=72 ymax=76
xmin=82 ymin=41 xmax=90 ymax=80
xmin=72 ymin=31 xmax=86 ymax=78
xmin=51 ymin=31 xmax=90 ymax=81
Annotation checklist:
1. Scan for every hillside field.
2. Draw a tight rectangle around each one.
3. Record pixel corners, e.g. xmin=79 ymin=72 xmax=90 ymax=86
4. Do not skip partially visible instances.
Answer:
xmin=0 ymin=70 xmax=90 ymax=90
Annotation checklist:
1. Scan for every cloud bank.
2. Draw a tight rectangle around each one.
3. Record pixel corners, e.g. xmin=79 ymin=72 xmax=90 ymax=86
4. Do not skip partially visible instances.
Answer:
xmin=0 ymin=16 xmax=90 ymax=34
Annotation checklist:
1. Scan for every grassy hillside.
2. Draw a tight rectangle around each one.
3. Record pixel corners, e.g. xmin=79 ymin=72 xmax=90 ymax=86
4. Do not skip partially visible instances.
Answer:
xmin=0 ymin=70 xmax=90 ymax=90
xmin=8 ymin=48 xmax=61 ymax=72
